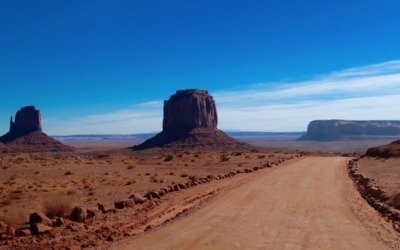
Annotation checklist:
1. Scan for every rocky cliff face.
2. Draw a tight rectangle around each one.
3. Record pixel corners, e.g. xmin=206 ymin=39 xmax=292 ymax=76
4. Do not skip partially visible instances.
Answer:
xmin=298 ymin=120 xmax=400 ymax=141
xmin=10 ymin=106 xmax=42 ymax=134
xmin=163 ymin=89 xmax=218 ymax=132
xmin=133 ymin=89 xmax=247 ymax=150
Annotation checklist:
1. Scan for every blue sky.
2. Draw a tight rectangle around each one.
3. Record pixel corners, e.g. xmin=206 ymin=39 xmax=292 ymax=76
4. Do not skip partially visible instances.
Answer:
xmin=1 ymin=1 xmax=400 ymax=135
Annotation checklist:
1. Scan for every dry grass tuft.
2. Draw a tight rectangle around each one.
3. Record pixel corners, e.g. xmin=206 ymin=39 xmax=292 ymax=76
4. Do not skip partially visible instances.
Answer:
xmin=150 ymin=175 xmax=163 ymax=183
xmin=220 ymin=154 xmax=230 ymax=162
xmin=165 ymin=154 xmax=174 ymax=161
xmin=42 ymin=194 xmax=74 ymax=218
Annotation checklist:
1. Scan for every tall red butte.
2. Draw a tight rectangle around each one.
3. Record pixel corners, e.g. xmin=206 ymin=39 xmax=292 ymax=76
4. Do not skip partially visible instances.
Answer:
xmin=0 ymin=106 xmax=74 ymax=152
xmin=133 ymin=89 xmax=247 ymax=150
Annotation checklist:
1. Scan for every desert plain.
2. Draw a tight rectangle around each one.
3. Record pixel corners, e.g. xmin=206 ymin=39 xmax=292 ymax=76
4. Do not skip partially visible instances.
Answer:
xmin=1 ymin=136 xmax=400 ymax=249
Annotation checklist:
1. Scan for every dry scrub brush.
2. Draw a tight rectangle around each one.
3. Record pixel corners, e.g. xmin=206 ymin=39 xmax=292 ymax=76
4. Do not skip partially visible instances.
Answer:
xmin=42 ymin=194 xmax=74 ymax=218
xmin=164 ymin=154 xmax=174 ymax=161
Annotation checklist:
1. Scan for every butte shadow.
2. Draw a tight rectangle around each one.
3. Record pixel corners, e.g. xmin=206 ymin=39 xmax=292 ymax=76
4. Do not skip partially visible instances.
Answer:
xmin=0 ymin=106 xmax=74 ymax=153
xmin=131 ymin=89 xmax=248 ymax=150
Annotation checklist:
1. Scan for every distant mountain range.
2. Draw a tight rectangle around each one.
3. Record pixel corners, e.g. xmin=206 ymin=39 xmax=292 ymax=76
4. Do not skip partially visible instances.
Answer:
xmin=51 ymin=131 xmax=306 ymax=141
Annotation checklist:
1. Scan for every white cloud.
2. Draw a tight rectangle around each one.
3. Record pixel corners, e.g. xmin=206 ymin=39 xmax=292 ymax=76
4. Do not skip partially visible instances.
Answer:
xmin=213 ymin=60 xmax=400 ymax=104
xmin=44 ymin=60 xmax=400 ymax=134
xmin=218 ymin=94 xmax=400 ymax=131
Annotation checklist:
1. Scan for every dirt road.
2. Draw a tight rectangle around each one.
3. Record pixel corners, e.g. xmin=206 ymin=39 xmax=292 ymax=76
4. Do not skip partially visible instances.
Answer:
xmin=109 ymin=157 xmax=397 ymax=249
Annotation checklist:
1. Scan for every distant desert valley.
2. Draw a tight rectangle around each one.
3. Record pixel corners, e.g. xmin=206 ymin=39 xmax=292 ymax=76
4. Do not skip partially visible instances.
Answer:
xmin=1 ymin=89 xmax=400 ymax=249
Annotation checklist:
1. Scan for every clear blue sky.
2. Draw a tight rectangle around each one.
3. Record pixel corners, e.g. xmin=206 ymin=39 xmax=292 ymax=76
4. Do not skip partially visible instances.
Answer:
xmin=1 ymin=1 xmax=400 ymax=134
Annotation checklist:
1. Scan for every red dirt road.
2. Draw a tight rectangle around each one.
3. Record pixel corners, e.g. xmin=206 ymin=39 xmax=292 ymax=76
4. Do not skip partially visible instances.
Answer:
xmin=108 ymin=157 xmax=399 ymax=249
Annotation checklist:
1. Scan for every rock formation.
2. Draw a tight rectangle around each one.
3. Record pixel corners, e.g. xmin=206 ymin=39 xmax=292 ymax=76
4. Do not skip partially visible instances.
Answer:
xmin=0 ymin=106 xmax=74 ymax=152
xmin=162 ymin=89 xmax=218 ymax=132
xmin=298 ymin=120 xmax=400 ymax=141
xmin=133 ymin=89 xmax=247 ymax=150
xmin=10 ymin=106 xmax=42 ymax=134
xmin=365 ymin=140 xmax=400 ymax=158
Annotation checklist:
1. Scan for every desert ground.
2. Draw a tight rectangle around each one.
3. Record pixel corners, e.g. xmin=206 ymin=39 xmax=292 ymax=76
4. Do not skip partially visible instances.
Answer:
xmin=0 ymin=137 xmax=400 ymax=249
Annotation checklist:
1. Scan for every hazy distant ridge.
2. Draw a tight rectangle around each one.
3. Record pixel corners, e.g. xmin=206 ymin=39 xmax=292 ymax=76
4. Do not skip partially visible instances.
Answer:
xmin=52 ymin=131 xmax=306 ymax=141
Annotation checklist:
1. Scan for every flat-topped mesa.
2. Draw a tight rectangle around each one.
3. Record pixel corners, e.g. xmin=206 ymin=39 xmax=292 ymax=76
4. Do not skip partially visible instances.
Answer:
xmin=10 ymin=106 xmax=42 ymax=134
xmin=162 ymin=89 xmax=218 ymax=132
xmin=298 ymin=120 xmax=400 ymax=141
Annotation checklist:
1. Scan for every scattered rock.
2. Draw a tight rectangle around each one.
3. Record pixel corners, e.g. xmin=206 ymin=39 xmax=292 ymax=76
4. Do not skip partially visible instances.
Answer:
xmin=129 ymin=194 xmax=147 ymax=204
xmin=114 ymin=199 xmax=134 ymax=209
xmin=71 ymin=206 xmax=87 ymax=223
xmin=29 ymin=212 xmax=52 ymax=227
xmin=16 ymin=229 xmax=31 ymax=237
xmin=97 ymin=203 xmax=112 ymax=213
xmin=392 ymin=193 xmax=400 ymax=209
xmin=0 ymin=221 xmax=15 ymax=237
xmin=52 ymin=217 xmax=64 ymax=227
xmin=86 ymin=208 xmax=100 ymax=219
xmin=32 ymin=223 xmax=52 ymax=235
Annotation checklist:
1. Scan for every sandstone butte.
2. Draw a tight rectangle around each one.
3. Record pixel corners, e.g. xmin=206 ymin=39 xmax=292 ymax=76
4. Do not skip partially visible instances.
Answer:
xmin=133 ymin=89 xmax=248 ymax=150
xmin=298 ymin=120 xmax=400 ymax=141
xmin=0 ymin=106 xmax=74 ymax=153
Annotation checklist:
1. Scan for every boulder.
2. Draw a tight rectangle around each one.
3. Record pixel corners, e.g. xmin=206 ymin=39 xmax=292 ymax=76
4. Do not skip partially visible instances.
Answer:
xmin=16 ymin=229 xmax=31 ymax=237
xmin=86 ymin=208 xmax=100 ymax=219
xmin=359 ymin=177 xmax=372 ymax=186
xmin=149 ymin=192 xmax=161 ymax=199
xmin=70 ymin=206 xmax=87 ymax=223
xmin=177 ymin=183 xmax=186 ymax=189
xmin=29 ymin=212 xmax=52 ymax=227
xmin=97 ymin=203 xmax=113 ymax=213
xmin=393 ymin=193 xmax=400 ymax=209
xmin=114 ymin=199 xmax=134 ymax=209
xmin=353 ymin=173 xmax=364 ymax=180
xmin=32 ymin=223 xmax=52 ymax=235
xmin=129 ymin=194 xmax=147 ymax=204
xmin=52 ymin=217 xmax=64 ymax=227
xmin=0 ymin=221 xmax=15 ymax=237
xmin=366 ymin=187 xmax=382 ymax=199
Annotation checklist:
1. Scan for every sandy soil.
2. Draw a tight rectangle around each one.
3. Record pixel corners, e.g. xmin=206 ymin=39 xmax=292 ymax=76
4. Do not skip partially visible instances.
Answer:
xmin=357 ymin=156 xmax=400 ymax=200
xmin=0 ymin=150 xmax=291 ymax=227
xmin=108 ymin=157 xmax=399 ymax=250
